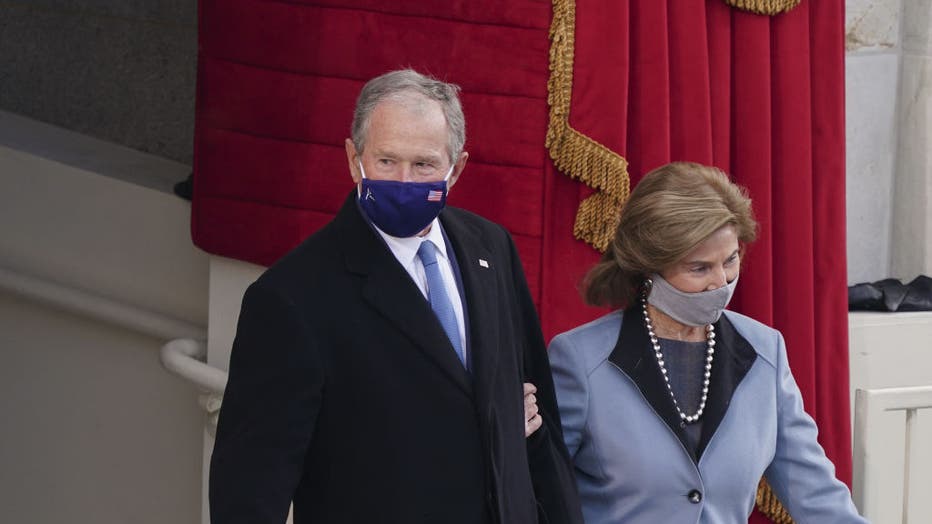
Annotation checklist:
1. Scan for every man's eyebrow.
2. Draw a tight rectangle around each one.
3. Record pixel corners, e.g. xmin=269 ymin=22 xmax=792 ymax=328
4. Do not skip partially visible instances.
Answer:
xmin=413 ymin=153 xmax=444 ymax=163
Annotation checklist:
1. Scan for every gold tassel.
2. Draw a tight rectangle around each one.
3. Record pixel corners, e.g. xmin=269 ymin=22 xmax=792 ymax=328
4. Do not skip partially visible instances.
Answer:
xmin=723 ymin=0 xmax=801 ymax=16
xmin=573 ymin=192 xmax=625 ymax=253
xmin=547 ymin=0 xmax=629 ymax=253
xmin=756 ymin=478 xmax=795 ymax=523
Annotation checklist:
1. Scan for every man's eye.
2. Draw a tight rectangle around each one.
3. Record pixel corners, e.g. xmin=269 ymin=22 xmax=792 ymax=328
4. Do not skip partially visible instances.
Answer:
xmin=378 ymin=158 xmax=393 ymax=165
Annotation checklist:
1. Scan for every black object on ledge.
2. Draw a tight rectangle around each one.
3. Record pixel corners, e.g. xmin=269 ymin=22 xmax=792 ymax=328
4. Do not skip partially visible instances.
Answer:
xmin=848 ymin=275 xmax=932 ymax=312
xmin=174 ymin=172 xmax=193 ymax=201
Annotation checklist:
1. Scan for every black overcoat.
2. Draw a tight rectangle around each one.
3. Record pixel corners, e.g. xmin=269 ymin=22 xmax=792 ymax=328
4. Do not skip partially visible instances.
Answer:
xmin=209 ymin=193 xmax=582 ymax=524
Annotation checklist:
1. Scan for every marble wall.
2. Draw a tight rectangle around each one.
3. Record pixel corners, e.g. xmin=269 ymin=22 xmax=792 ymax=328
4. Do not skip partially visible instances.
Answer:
xmin=0 ymin=1 xmax=196 ymax=164
xmin=846 ymin=0 xmax=932 ymax=284
xmin=891 ymin=1 xmax=932 ymax=281
xmin=0 ymin=112 xmax=209 ymax=524
xmin=845 ymin=0 xmax=902 ymax=284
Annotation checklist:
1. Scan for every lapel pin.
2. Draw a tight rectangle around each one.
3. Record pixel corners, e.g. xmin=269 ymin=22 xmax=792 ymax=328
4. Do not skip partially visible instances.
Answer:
xmin=478 ymin=259 xmax=489 ymax=268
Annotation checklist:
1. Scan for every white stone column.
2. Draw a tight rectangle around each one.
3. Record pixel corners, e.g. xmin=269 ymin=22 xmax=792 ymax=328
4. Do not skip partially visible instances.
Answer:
xmin=203 ymin=255 xmax=264 ymax=524
xmin=892 ymin=1 xmax=932 ymax=280
xmin=845 ymin=0 xmax=902 ymax=284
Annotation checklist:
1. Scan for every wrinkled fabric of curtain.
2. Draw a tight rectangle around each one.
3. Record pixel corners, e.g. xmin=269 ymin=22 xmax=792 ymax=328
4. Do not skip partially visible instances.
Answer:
xmin=191 ymin=1 xmax=850 ymax=521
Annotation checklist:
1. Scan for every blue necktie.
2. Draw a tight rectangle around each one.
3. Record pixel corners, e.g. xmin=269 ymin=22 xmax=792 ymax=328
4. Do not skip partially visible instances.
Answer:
xmin=416 ymin=240 xmax=465 ymax=366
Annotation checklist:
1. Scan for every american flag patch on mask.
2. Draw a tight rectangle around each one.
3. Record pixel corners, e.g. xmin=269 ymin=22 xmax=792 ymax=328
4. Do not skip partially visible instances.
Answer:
xmin=427 ymin=190 xmax=443 ymax=202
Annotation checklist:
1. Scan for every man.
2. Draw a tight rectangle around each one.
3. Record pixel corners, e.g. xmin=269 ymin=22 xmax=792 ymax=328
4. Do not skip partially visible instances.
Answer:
xmin=209 ymin=69 xmax=582 ymax=524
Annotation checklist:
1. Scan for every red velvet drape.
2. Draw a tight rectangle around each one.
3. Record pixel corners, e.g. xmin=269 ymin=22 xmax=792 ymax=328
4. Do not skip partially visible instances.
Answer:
xmin=192 ymin=1 xmax=850 ymax=520
xmin=192 ymin=0 xmax=558 ymax=311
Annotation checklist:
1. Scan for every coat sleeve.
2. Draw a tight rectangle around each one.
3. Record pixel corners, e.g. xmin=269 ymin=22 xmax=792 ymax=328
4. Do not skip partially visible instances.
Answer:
xmin=764 ymin=331 xmax=868 ymax=523
xmin=503 ymin=233 xmax=584 ymax=524
xmin=547 ymin=332 xmax=588 ymax=459
xmin=209 ymin=281 xmax=324 ymax=524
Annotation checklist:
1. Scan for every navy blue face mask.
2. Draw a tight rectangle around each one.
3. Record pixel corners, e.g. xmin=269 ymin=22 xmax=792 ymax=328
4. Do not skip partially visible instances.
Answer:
xmin=357 ymin=162 xmax=454 ymax=238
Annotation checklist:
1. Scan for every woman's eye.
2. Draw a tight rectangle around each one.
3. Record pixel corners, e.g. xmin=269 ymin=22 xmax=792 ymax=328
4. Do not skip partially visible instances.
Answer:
xmin=690 ymin=266 xmax=707 ymax=274
xmin=725 ymin=255 xmax=739 ymax=266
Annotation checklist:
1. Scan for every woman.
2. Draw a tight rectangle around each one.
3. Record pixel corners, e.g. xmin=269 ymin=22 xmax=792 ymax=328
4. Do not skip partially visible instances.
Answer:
xmin=549 ymin=162 xmax=867 ymax=523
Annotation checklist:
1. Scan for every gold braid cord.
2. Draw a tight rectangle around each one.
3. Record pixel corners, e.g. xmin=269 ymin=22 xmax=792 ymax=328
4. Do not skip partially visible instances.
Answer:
xmin=723 ymin=0 xmax=801 ymax=16
xmin=546 ymin=0 xmax=629 ymax=253
xmin=757 ymin=478 xmax=795 ymax=523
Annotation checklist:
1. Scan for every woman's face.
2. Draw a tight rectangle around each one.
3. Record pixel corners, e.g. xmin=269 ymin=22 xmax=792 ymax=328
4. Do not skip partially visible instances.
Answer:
xmin=660 ymin=224 xmax=740 ymax=293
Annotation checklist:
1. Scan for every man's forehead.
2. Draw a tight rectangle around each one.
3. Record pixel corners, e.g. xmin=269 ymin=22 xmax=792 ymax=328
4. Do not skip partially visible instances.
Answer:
xmin=367 ymin=144 xmax=445 ymax=161
xmin=376 ymin=92 xmax=442 ymax=116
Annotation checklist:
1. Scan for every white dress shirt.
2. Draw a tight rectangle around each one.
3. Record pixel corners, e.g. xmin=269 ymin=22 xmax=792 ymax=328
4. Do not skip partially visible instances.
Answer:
xmin=373 ymin=218 xmax=467 ymax=354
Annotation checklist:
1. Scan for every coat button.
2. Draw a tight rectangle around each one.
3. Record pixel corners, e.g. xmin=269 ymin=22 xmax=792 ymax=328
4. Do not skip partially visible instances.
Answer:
xmin=688 ymin=489 xmax=702 ymax=504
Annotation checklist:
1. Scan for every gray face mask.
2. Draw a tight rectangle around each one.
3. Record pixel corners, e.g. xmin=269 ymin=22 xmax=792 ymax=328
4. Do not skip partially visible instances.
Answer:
xmin=646 ymin=273 xmax=739 ymax=326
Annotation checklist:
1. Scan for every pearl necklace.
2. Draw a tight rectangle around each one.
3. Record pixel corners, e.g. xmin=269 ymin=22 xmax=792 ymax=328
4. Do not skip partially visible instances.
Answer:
xmin=641 ymin=297 xmax=715 ymax=424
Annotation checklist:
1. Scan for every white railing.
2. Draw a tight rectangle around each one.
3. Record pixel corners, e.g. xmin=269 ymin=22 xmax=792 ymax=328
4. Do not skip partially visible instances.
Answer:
xmin=0 ymin=265 xmax=226 ymax=427
xmin=0 ymin=265 xmax=205 ymax=341
xmin=161 ymin=338 xmax=228 ymax=435
xmin=853 ymin=385 xmax=932 ymax=524
xmin=160 ymin=338 xmax=227 ymax=393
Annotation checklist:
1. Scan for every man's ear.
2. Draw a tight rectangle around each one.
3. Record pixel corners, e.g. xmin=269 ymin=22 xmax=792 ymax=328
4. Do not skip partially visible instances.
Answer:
xmin=447 ymin=151 xmax=468 ymax=190
xmin=346 ymin=138 xmax=362 ymax=184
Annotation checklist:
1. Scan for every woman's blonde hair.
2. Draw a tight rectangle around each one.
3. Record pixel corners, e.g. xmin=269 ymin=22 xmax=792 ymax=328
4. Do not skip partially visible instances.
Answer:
xmin=583 ymin=161 xmax=757 ymax=307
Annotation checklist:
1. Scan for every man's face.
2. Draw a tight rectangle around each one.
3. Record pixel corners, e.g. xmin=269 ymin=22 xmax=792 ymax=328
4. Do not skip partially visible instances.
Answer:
xmin=345 ymin=94 xmax=467 ymax=188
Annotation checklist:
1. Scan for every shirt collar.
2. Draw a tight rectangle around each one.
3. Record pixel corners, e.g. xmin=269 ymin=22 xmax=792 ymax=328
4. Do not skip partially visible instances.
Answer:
xmin=374 ymin=218 xmax=449 ymax=265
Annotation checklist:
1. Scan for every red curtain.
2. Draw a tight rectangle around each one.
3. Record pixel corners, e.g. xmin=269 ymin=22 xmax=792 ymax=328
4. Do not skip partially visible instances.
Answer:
xmin=192 ymin=0 xmax=560 ymax=312
xmin=192 ymin=1 xmax=850 ymax=520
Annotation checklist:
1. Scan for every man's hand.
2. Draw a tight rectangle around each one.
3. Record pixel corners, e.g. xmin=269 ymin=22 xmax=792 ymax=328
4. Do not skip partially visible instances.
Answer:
xmin=524 ymin=382 xmax=542 ymax=437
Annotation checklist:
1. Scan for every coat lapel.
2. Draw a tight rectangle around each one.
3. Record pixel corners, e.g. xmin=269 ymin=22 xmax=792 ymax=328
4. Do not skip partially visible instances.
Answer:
xmin=439 ymin=210 xmax=500 ymax=399
xmin=609 ymin=308 xmax=696 ymax=461
xmin=696 ymin=314 xmax=757 ymax=458
xmin=337 ymin=194 xmax=473 ymax=396
xmin=608 ymin=307 xmax=759 ymax=463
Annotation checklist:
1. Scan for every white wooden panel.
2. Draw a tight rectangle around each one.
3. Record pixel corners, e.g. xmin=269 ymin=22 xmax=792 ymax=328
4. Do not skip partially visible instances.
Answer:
xmin=853 ymin=386 xmax=932 ymax=523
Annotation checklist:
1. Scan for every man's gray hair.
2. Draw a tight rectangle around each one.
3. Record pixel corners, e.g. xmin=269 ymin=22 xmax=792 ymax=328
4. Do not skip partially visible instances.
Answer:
xmin=351 ymin=69 xmax=466 ymax=163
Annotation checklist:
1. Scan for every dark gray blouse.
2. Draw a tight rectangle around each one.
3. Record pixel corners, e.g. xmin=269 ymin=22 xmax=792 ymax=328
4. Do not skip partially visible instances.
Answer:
xmin=658 ymin=337 xmax=708 ymax=455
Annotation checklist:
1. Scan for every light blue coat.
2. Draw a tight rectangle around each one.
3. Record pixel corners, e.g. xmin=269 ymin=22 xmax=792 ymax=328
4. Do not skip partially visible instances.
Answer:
xmin=549 ymin=309 xmax=868 ymax=524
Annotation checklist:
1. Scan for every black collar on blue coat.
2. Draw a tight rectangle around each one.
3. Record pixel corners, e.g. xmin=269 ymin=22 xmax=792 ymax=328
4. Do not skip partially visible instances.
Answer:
xmin=608 ymin=307 xmax=757 ymax=463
